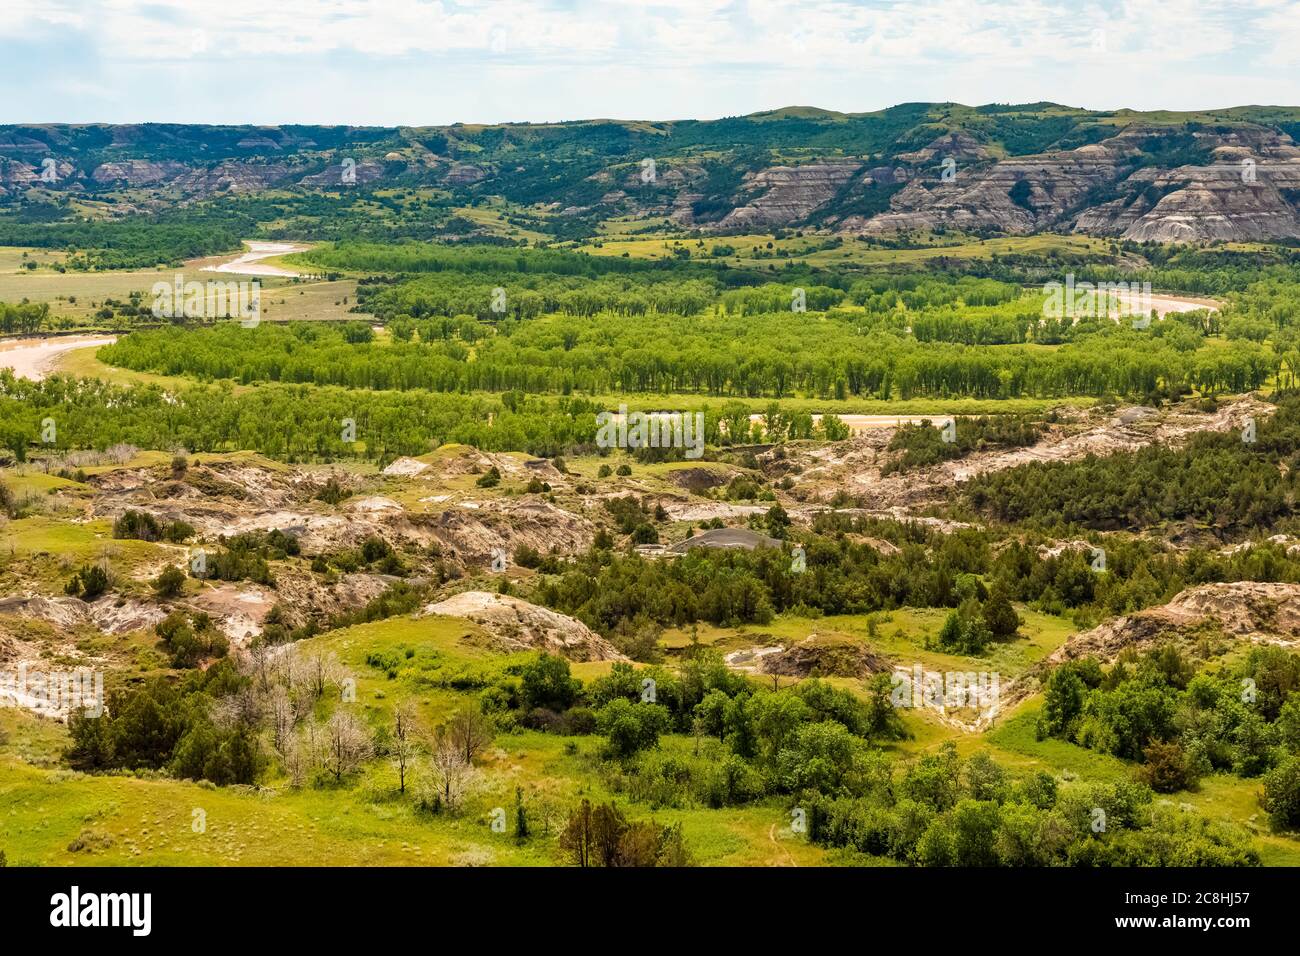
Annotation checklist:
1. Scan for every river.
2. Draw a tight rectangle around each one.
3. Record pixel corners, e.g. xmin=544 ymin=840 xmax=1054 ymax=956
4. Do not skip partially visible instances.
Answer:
xmin=201 ymin=241 xmax=309 ymax=278
xmin=0 ymin=334 xmax=117 ymax=380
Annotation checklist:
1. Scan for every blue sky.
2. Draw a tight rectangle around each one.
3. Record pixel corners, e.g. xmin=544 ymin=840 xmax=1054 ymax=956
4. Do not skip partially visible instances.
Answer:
xmin=4 ymin=0 xmax=1299 ymax=125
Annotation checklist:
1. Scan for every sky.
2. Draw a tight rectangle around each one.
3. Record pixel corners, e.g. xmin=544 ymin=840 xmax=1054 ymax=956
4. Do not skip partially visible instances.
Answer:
xmin=3 ymin=0 xmax=1300 ymax=126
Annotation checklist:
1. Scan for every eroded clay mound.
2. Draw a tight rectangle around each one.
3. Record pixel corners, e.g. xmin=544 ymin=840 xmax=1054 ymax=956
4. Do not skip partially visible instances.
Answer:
xmin=1054 ymin=581 xmax=1300 ymax=665
xmin=0 ymin=595 xmax=167 ymax=636
xmin=666 ymin=467 xmax=730 ymax=494
xmin=1001 ymin=581 xmax=1300 ymax=713
xmin=420 ymin=591 xmax=626 ymax=662
xmin=759 ymin=635 xmax=891 ymax=679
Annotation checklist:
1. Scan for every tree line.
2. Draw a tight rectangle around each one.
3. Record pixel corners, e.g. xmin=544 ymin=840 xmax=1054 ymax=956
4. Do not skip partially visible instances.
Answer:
xmin=100 ymin=315 xmax=1275 ymax=402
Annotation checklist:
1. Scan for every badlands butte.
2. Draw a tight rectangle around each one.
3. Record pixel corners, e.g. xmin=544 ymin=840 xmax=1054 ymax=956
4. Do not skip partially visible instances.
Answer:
xmin=4 ymin=102 xmax=1300 ymax=868
xmin=2 ymin=103 xmax=1300 ymax=242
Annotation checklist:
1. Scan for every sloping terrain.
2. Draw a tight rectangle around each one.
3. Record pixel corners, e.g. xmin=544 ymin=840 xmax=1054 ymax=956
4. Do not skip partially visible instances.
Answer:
xmin=1049 ymin=581 xmax=1300 ymax=665
xmin=850 ymin=123 xmax=1300 ymax=241
xmin=6 ymin=105 xmax=1300 ymax=241
xmin=420 ymin=591 xmax=626 ymax=662
xmin=991 ymin=582 xmax=1300 ymax=720
xmin=782 ymin=395 xmax=1269 ymax=516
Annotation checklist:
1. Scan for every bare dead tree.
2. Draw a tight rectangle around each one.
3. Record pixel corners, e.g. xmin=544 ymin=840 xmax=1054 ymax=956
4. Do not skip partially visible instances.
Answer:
xmin=305 ymin=651 xmax=339 ymax=701
xmin=272 ymin=646 xmax=301 ymax=692
xmin=209 ymin=684 xmax=261 ymax=734
xmin=278 ymin=653 xmax=317 ymax=724
xmin=428 ymin=725 xmax=474 ymax=811
xmin=448 ymin=704 xmax=494 ymax=765
xmin=233 ymin=684 xmax=263 ymax=727
xmin=303 ymin=716 xmax=322 ymax=768
xmin=534 ymin=793 xmax=562 ymax=836
xmin=321 ymin=710 xmax=372 ymax=783
xmin=282 ymin=729 xmax=309 ymax=788
xmin=267 ymin=684 xmax=296 ymax=754
xmin=392 ymin=701 xmax=419 ymax=795
xmin=249 ymin=641 xmax=274 ymax=694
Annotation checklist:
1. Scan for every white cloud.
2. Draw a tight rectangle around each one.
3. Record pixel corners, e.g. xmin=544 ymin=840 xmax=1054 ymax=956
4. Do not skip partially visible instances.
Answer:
xmin=3 ymin=0 xmax=1299 ymax=122
xmin=21 ymin=0 xmax=1275 ymax=65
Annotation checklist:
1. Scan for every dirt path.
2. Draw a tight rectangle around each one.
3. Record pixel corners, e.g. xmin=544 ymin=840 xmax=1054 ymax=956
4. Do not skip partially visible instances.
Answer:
xmin=0 ymin=334 xmax=117 ymax=380
xmin=768 ymin=823 xmax=797 ymax=867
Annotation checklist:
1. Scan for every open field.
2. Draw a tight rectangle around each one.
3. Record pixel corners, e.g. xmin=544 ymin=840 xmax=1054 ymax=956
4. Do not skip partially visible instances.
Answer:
xmin=0 ymin=246 xmax=359 ymax=326
xmin=574 ymin=232 xmax=1121 ymax=267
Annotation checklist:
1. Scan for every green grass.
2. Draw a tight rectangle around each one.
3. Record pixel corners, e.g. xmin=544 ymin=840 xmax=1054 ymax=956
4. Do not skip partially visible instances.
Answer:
xmin=4 ymin=606 xmax=1297 ymax=866
xmin=985 ymin=706 xmax=1132 ymax=778
xmin=663 ymin=608 xmax=1076 ymax=683
xmin=0 ymin=755 xmax=555 ymax=866
xmin=2 ymin=469 xmax=87 ymax=497
xmin=0 ymin=602 xmax=836 ymax=868
xmin=0 ymin=244 xmax=359 ymax=328
xmin=0 ymin=246 xmax=68 ymax=272
xmin=450 ymin=204 xmax=550 ymax=244
xmin=48 ymin=345 xmax=191 ymax=388
xmin=0 ymin=704 xmax=826 ymax=866
xmin=866 ymin=606 xmax=1076 ymax=678
xmin=1 ymin=516 xmax=159 ymax=566
xmin=982 ymin=703 xmax=1300 ymax=864
xmin=573 ymin=232 xmax=1119 ymax=270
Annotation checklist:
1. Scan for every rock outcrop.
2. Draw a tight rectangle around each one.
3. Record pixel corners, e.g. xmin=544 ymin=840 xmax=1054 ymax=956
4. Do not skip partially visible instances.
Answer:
xmin=998 ymin=581 xmax=1300 ymax=716
xmin=719 ymin=161 xmax=863 ymax=229
xmin=91 ymin=160 xmax=191 ymax=186
xmin=848 ymin=123 xmax=1300 ymax=242
xmin=758 ymin=635 xmax=890 ymax=678
xmin=0 ymin=595 xmax=166 ymax=636
xmin=1050 ymin=582 xmax=1300 ymax=666
xmin=6 ymin=111 xmax=1300 ymax=240
xmin=420 ymin=591 xmax=626 ymax=662
xmin=1102 ymin=166 xmax=1300 ymax=242
xmin=175 ymin=161 xmax=295 ymax=195
xmin=848 ymin=144 xmax=1126 ymax=235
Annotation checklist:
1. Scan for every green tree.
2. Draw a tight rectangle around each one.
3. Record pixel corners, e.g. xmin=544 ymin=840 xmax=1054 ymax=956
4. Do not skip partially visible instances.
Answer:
xmin=1262 ymin=756 xmax=1300 ymax=830
xmin=596 ymin=698 xmax=670 ymax=757
xmin=520 ymin=653 xmax=581 ymax=711
xmin=153 ymin=565 xmax=186 ymax=599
